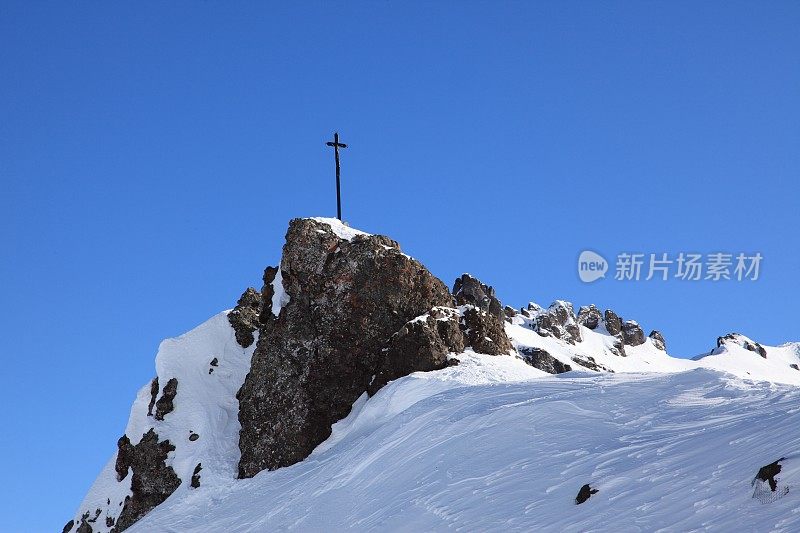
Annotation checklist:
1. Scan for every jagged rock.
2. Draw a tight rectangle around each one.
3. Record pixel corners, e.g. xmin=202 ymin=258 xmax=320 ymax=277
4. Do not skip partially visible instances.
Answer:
xmin=534 ymin=301 xmax=582 ymax=344
xmin=755 ymin=458 xmax=784 ymax=492
xmin=621 ymin=321 xmax=645 ymax=347
xmin=571 ymin=355 xmax=614 ymax=373
xmin=518 ymin=346 xmax=572 ymax=374
xmin=717 ymin=333 xmax=767 ymax=358
xmin=228 ymin=288 xmax=261 ymax=348
xmin=113 ymin=429 xmax=181 ymax=532
xmin=520 ymin=308 xmax=531 ymax=318
xmin=369 ymin=307 xmax=464 ymax=395
xmin=62 ymin=520 xmax=74 ymax=533
xmin=649 ymin=330 xmax=666 ymax=351
xmin=76 ymin=516 xmax=93 ymax=533
xmin=791 ymin=364 xmax=799 ymax=371
xmin=527 ymin=302 xmax=542 ymax=312
xmin=146 ymin=377 xmax=158 ymax=417
xmin=577 ymin=305 xmax=602 ymax=330
xmin=603 ymin=309 xmax=622 ymax=335
xmin=504 ymin=305 xmax=517 ymax=318
xmin=154 ymin=378 xmax=178 ymax=421
xmin=453 ymin=273 xmax=503 ymax=320
xmin=106 ymin=517 xmax=114 ymax=528
xmin=259 ymin=266 xmax=278 ymax=326
xmin=609 ymin=336 xmax=627 ymax=357
xmin=237 ymin=218 xmax=455 ymax=478
xmin=462 ymin=306 xmax=514 ymax=355
xmin=191 ymin=463 xmax=202 ymax=489
xmin=575 ymin=484 xmax=598 ymax=504
xmin=189 ymin=432 xmax=199 ymax=442
xmin=115 ymin=435 xmax=134 ymax=481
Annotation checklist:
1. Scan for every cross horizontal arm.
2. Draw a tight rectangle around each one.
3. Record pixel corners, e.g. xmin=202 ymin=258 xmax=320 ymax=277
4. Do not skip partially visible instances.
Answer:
xmin=326 ymin=142 xmax=348 ymax=148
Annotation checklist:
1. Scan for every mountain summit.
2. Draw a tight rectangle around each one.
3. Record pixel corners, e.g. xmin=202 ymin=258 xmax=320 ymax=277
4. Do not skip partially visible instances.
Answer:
xmin=65 ymin=218 xmax=800 ymax=533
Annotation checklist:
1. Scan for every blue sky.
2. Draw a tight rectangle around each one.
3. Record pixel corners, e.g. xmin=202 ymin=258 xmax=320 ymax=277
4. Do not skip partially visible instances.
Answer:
xmin=1 ymin=2 xmax=798 ymax=530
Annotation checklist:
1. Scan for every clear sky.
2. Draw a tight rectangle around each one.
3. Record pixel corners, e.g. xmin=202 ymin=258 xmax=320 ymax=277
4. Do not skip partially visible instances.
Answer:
xmin=1 ymin=2 xmax=798 ymax=531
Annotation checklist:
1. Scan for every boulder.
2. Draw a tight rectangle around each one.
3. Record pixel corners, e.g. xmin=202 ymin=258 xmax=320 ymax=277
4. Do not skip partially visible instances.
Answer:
xmin=621 ymin=321 xmax=646 ymax=347
xmin=236 ymin=218 xmax=455 ymax=478
xmin=575 ymin=484 xmax=598 ymax=504
xmin=518 ymin=346 xmax=572 ymax=374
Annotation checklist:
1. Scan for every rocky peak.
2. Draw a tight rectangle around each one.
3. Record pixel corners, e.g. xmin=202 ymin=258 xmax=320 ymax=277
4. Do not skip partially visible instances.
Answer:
xmin=715 ymin=333 xmax=767 ymax=358
xmin=453 ymin=273 xmax=503 ymax=320
xmin=236 ymin=218 xmax=457 ymax=477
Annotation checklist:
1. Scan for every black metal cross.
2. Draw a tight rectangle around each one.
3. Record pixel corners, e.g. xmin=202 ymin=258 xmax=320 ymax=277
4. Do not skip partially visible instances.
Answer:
xmin=326 ymin=132 xmax=347 ymax=221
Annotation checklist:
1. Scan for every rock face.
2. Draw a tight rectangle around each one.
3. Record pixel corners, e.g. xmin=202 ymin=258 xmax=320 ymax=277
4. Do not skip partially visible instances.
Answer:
xmin=227 ymin=287 xmax=261 ymax=348
xmin=577 ymin=305 xmax=601 ymax=330
xmin=533 ymin=301 xmax=582 ymax=344
xmin=236 ymin=218 xmax=455 ymax=478
xmin=518 ymin=346 xmax=572 ymax=374
xmin=453 ymin=274 xmax=503 ymax=319
xmin=621 ymin=321 xmax=646 ymax=347
xmin=649 ymin=330 xmax=666 ymax=351
xmin=113 ymin=429 xmax=181 ymax=532
xmin=369 ymin=307 xmax=464 ymax=395
xmin=603 ymin=309 xmax=622 ymax=335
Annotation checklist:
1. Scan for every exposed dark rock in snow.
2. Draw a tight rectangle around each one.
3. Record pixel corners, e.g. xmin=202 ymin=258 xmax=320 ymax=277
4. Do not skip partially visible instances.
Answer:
xmin=717 ymin=333 xmax=767 ymax=358
xmin=113 ymin=429 xmax=181 ymax=532
xmin=532 ymin=301 xmax=582 ymax=344
xmin=504 ymin=305 xmax=517 ymax=318
xmin=755 ymin=458 xmax=784 ymax=492
xmin=610 ymin=336 xmax=627 ymax=357
xmin=575 ymin=483 xmax=598 ymax=504
xmin=258 ymin=266 xmax=278 ymax=324
xmin=189 ymin=431 xmax=199 ymax=442
xmin=649 ymin=330 xmax=666 ymax=351
xmin=791 ymin=364 xmax=799 ymax=371
xmin=62 ymin=520 xmax=74 ymax=533
xmin=518 ymin=346 xmax=572 ymax=374
xmin=154 ymin=378 xmax=178 ymax=421
xmin=237 ymin=218 xmax=455 ymax=478
xmin=462 ymin=306 xmax=514 ymax=355
xmin=370 ymin=307 xmax=464 ymax=395
xmin=572 ymin=355 xmax=614 ymax=373
xmin=621 ymin=321 xmax=645 ymax=347
xmin=453 ymin=273 xmax=503 ymax=319
xmin=228 ymin=287 xmax=261 ymax=348
xmin=146 ymin=377 xmax=158 ymax=417
xmin=191 ymin=463 xmax=202 ymax=489
xmin=577 ymin=304 xmax=601 ymax=330
xmin=603 ymin=309 xmax=622 ymax=336
xmin=76 ymin=515 xmax=93 ymax=533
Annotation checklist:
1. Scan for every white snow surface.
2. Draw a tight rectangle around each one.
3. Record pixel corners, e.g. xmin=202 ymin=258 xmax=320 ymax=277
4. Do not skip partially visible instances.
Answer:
xmin=71 ymin=281 xmax=800 ymax=531
xmin=73 ymin=312 xmax=257 ymax=530
xmin=129 ymin=359 xmax=800 ymax=532
xmin=310 ymin=216 xmax=370 ymax=241
xmin=270 ymin=268 xmax=290 ymax=317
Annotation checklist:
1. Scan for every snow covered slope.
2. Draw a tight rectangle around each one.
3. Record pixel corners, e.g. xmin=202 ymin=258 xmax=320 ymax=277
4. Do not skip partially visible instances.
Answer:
xmin=71 ymin=312 xmax=257 ymax=531
xmin=505 ymin=315 xmax=800 ymax=385
xmin=66 ymin=217 xmax=800 ymax=532
xmin=128 ymin=354 xmax=800 ymax=532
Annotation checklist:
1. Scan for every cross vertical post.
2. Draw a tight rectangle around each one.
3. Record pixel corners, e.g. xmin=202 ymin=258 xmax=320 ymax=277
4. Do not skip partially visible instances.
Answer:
xmin=326 ymin=132 xmax=348 ymax=221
